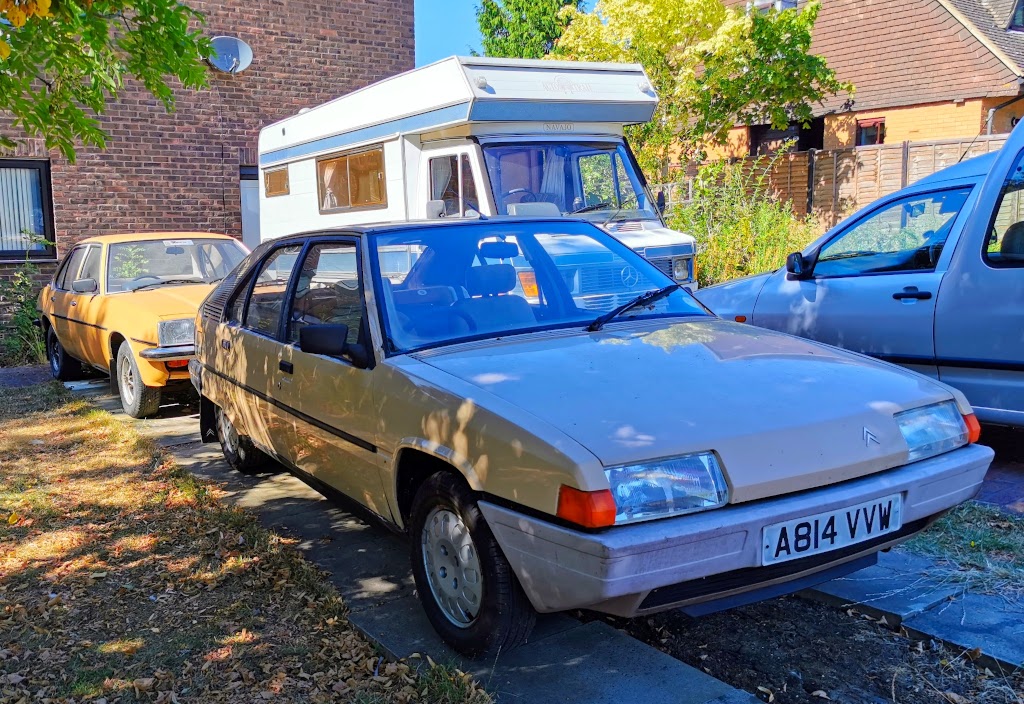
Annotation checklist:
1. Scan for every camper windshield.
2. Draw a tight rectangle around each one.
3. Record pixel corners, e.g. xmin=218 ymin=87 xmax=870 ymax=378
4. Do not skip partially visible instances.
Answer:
xmin=480 ymin=142 xmax=660 ymax=224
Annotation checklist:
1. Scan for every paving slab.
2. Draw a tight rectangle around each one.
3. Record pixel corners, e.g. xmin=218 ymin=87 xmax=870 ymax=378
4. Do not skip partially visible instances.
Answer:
xmin=903 ymin=593 xmax=1024 ymax=673
xmin=802 ymin=550 xmax=961 ymax=625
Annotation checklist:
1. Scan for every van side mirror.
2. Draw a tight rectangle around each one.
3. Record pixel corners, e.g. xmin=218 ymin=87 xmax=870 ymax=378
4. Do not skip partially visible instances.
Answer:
xmin=298 ymin=324 xmax=370 ymax=368
xmin=785 ymin=252 xmax=812 ymax=280
xmin=72 ymin=278 xmax=98 ymax=293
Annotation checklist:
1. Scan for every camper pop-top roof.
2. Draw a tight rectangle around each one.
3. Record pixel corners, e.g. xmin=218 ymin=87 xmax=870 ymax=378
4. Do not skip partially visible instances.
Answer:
xmin=258 ymin=56 xmax=659 ymax=168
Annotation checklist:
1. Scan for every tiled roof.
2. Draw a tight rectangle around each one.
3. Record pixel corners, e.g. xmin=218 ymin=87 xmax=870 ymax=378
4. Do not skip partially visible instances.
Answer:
xmin=946 ymin=0 xmax=1024 ymax=73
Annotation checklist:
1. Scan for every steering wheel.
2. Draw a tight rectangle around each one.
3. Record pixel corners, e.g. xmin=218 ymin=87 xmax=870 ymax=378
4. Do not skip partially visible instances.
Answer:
xmin=450 ymin=308 xmax=478 ymax=333
xmin=501 ymin=188 xmax=537 ymax=203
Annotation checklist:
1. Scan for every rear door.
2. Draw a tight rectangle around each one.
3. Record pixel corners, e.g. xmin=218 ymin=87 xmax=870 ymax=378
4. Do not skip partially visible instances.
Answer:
xmin=274 ymin=238 xmax=387 ymax=516
xmin=753 ymin=186 xmax=975 ymax=378
xmin=935 ymin=126 xmax=1024 ymax=424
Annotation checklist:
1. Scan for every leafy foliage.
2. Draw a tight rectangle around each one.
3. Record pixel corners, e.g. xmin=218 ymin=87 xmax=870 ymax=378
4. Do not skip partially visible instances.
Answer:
xmin=110 ymin=243 xmax=147 ymax=279
xmin=555 ymin=0 xmax=851 ymax=175
xmin=0 ymin=239 xmax=48 ymax=367
xmin=0 ymin=0 xmax=211 ymax=161
xmin=668 ymin=153 xmax=820 ymax=287
xmin=476 ymin=0 xmax=582 ymax=58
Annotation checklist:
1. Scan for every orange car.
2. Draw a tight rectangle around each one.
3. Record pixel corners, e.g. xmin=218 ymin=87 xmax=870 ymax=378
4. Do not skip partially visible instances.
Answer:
xmin=38 ymin=232 xmax=248 ymax=417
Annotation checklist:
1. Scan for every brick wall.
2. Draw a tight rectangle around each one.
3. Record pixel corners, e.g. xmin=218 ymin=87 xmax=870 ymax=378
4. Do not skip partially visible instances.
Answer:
xmin=823 ymin=100 xmax=990 ymax=149
xmin=0 ymin=0 xmax=414 ymax=330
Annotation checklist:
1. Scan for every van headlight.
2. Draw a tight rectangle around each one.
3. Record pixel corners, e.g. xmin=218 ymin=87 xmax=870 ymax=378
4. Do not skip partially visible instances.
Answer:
xmin=672 ymin=257 xmax=691 ymax=281
xmin=158 ymin=318 xmax=195 ymax=347
xmin=605 ymin=452 xmax=728 ymax=525
xmin=895 ymin=401 xmax=968 ymax=463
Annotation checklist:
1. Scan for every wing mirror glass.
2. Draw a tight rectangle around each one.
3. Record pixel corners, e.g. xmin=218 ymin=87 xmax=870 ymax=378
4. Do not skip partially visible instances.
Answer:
xmin=72 ymin=278 xmax=98 ymax=293
xmin=298 ymin=324 xmax=370 ymax=368
xmin=785 ymin=252 xmax=812 ymax=280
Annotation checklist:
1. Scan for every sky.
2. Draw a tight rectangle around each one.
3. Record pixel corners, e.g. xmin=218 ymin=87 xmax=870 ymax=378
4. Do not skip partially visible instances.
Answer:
xmin=415 ymin=0 xmax=482 ymax=66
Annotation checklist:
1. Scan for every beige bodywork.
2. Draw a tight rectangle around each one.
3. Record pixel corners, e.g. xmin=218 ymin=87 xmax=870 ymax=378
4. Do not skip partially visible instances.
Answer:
xmin=194 ymin=237 xmax=975 ymax=528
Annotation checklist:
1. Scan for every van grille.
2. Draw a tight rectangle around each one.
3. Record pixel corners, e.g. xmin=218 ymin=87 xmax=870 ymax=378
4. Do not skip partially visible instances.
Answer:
xmin=200 ymin=271 xmax=239 ymax=322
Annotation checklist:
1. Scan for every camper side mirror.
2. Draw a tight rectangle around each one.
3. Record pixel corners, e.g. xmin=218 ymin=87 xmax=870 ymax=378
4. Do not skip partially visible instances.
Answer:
xmin=72 ymin=278 xmax=98 ymax=293
xmin=299 ymin=324 xmax=370 ymax=368
xmin=785 ymin=252 xmax=812 ymax=280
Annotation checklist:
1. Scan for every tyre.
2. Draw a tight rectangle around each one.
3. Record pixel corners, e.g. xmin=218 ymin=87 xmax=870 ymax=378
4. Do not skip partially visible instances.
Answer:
xmin=215 ymin=405 xmax=272 ymax=474
xmin=46 ymin=326 xmax=82 ymax=381
xmin=116 ymin=342 xmax=161 ymax=418
xmin=409 ymin=472 xmax=536 ymax=657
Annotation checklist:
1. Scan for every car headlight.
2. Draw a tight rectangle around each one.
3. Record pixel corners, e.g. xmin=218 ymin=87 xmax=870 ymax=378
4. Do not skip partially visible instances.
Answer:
xmin=895 ymin=400 xmax=968 ymax=463
xmin=672 ymin=257 xmax=691 ymax=281
xmin=605 ymin=452 xmax=728 ymax=525
xmin=158 ymin=318 xmax=195 ymax=347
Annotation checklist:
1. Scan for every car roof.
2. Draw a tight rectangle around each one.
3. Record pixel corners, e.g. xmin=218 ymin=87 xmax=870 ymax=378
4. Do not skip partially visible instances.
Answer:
xmin=78 ymin=231 xmax=237 ymax=246
xmin=915 ymin=151 xmax=996 ymax=186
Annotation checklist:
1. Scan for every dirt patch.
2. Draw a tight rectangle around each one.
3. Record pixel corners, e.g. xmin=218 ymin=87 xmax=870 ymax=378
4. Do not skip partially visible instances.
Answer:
xmin=607 ymin=597 xmax=1024 ymax=704
xmin=0 ymin=364 xmax=51 ymax=389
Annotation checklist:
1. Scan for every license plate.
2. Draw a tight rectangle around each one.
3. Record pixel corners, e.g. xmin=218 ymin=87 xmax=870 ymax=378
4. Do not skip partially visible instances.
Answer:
xmin=762 ymin=494 xmax=902 ymax=565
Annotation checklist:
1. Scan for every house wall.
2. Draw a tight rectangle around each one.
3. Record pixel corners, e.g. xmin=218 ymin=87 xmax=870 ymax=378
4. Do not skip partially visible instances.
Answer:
xmin=823 ymin=100 xmax=989 ymax=149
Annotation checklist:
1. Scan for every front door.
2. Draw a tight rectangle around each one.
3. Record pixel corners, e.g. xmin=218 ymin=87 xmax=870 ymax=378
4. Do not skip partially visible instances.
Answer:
xmin=935 ymin=132 xmax=1024 ymax=423
xmin=50 ymin=245 xmax=89 ymax=360
xmin=67 ymin=244 xmax=107 ymax=367
xmin=754 ymin=187 xmax=975 ymax=377
xmin=274 ymin=240 xmax=387 ymax=516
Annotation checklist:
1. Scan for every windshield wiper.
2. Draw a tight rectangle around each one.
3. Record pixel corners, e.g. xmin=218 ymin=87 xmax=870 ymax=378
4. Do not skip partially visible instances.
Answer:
xmin=586 ymin=284 xmax=680 ymax=332
xmin=570 ymin=201 xmax=613 ymax=214
xmin=132 ymin=278 xmax=202 ymax=291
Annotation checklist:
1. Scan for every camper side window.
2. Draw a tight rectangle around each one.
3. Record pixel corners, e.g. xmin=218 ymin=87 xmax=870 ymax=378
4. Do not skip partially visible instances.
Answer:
xmin=428 ymin=154 xmax=479 ymax=218
xmin=317 ymin=146 xmax=387 ymax=213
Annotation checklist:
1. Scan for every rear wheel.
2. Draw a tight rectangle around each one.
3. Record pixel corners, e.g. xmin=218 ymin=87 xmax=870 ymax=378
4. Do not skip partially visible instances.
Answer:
xmin=46 ymin=327 xmax=81 ymax=381
xmin=215 ymin=405 xmax=272 ymax=474
xmin=409 ymin=472 xmax=536 ymax=657
xmin=116 ymin=342 xmax=161 ymax=418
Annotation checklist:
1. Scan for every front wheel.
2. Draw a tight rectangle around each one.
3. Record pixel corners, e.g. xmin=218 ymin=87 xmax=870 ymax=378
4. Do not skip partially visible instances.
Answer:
xmin=116 ymin=342 xmax=161 ymax=418
xmin=409 ymin=473 xmax=536 ymax=657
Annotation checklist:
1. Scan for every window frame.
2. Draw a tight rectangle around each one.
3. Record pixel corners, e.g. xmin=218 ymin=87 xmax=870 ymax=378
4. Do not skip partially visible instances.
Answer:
xmin=315 ymin=145 xmax=388 ymax=215
xmin=227 ymin=240 xmax=306 ymax=340
xmin=55 ymin=246 xmax=89 ymax=291
xmin=76 ymin=244 xmax=103 ymax=290
xmin=281 ymin=235 xmax=369 ymax=366
xmin=982 ymin=146 xmax=1024 ymax=269
xmin=1011 ymin=0 xmax=1024 ymax=31
xmin=0 ymin=159 xmax=57 ymax=262
xmin=263 ymin=166 xmax=289 ymax=197
xmin=808 ymin=185 xmax=975 ymax=280
xmin=856 ymin=118 xmax=886 ymax=147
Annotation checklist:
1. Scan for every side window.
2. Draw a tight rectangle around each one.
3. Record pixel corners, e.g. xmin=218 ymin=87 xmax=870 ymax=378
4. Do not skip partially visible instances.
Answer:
xmin=287 ymin=243 xmax=363 ymax=348
xmin=461 ymin=154 xmax=479 ymax=214
xmin=78 ymin=246 xmax=101 ymax=285
xmin=227 ymin=270 xmax=254 ymax=324
xmin=56 ymin=247 xmax=87 ymax=290
xmin=430 ymin=155 xmax=460 ymax=216
xmin=986 ymin=149 xmax=1024 ymax=267
xmin=579 ymin=153 xmax=615 ymax=207
xmin=814 ymin=188 xmax=972 ymax=278
xmin=317 ymin=146 xmax=386 ymax=213
xmin=242 ymin=244 xmax=303 ymax=337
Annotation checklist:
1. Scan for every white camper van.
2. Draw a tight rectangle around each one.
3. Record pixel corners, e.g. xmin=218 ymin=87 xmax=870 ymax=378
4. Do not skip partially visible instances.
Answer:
xmin=256 ymin=56 xmax=698 ymax=291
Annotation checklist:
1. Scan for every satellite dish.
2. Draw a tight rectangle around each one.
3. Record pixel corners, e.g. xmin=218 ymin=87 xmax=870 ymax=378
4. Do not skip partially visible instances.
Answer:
xmin=208 ymin=36 xmax=253 ymax=75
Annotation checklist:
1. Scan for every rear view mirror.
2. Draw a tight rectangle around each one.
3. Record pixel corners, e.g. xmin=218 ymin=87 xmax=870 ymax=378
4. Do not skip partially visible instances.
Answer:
xmin=298 ymin=324 xmax=370 ymax=368
xmin=785 ymin=252 xmax=812 ymax=280
xmin=72 ymin=278 xmax=98 ymax=293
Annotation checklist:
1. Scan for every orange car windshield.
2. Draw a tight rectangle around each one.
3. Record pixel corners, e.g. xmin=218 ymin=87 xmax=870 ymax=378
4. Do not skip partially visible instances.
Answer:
xmin=107 ymin=238 xmax=247 ymax=293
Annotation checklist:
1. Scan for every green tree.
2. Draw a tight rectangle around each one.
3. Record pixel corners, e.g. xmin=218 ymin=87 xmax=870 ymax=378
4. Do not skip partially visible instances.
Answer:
xmin=477 ymin=0 xmax=582 ymax=59
xmin=555 ymin=0 xmax=851 ymax=176
xmin=0 ymin=0 xmax=211 ymax=162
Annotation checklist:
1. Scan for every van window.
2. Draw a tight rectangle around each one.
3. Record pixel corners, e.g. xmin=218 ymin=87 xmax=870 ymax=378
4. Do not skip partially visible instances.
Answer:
xmin=243 ymin=244 xmax=303 ymax=337
xmin=264 ymin=167 xmax=289 ymax=197
xmin=428 ymin=154 xmax=480 ymax=218
xmin=317 ymin=146 xmax=386 ymax=213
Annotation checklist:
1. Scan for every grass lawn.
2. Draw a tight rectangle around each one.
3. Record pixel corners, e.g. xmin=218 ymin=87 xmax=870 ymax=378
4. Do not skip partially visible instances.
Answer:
xmin=0 ymin=383 xmax=489 ymax=703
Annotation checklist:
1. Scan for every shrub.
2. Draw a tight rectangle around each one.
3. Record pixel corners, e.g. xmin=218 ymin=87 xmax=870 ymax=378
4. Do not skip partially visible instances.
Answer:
xmin=0 ymin=257 xmax=46 ymax=367
xmin=669 ymin=154 xmax=822 ymax=288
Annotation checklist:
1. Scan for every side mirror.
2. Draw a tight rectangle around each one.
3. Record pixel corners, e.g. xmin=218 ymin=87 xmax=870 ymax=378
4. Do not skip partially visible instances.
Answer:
xmin=298 ymin=323 xmax=371 ymax=369
xmin=785 ymin=252 xmax=812 ymax=280
xmin=72 ymin=278 xmax=98 ymax=293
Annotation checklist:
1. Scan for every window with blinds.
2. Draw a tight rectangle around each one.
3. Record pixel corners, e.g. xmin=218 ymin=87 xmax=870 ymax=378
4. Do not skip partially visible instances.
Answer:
xmin=0 ymin=160 xmax=55 ymax=261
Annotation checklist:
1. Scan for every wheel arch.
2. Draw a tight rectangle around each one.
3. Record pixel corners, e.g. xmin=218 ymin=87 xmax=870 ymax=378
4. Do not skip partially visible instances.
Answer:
xmin=393 ymin=441 xmax=482 ymax=529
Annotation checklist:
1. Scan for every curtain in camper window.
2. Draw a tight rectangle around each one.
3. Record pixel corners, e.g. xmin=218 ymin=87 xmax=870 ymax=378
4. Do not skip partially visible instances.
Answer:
xmin=317 ymin=147 xmax=386 ymax=212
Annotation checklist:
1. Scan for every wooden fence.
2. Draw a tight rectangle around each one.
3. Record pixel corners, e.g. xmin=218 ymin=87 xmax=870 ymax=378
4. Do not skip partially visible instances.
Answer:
xmin=654 ymin=134 xmax=1008 ymax=226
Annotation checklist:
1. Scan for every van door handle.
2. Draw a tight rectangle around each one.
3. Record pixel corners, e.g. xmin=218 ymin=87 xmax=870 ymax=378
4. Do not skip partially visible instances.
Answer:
xmin=279 ymin=360 xmax=293 ymax=374
xmin=893 ymin=288 xmax=932 ymax=301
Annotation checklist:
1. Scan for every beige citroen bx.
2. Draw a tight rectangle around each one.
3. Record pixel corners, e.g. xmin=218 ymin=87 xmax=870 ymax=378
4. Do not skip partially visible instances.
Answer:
xmin=190 ymin=217 xmax=992 ymax=657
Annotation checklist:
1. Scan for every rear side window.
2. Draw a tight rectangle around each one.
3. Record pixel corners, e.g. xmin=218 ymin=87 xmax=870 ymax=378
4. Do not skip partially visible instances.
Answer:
xmin=986 ymin=148 xmax=1024 ymax=267
xmin=242 ymin=244 xmax=303 ymax=337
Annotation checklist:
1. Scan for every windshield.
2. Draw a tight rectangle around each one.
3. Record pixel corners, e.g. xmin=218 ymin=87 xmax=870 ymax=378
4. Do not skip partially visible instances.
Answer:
xmin=480 ymin=142 xmax=661 ymax=223
xmin=371 ymin=221 xmax=709 ymax=354
xmin=107 ymin=238 xmax=248 ymax=292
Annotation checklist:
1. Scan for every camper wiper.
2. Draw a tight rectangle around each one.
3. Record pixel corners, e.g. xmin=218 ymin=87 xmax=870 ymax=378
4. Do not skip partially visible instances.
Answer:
xmin=569 ymin=201 xmax=613 ymax=214
xmin=586 ymin=284 xmax=680 ymax=332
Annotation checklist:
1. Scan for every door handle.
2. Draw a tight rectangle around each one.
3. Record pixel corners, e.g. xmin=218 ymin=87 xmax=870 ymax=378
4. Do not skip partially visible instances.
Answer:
xmin=221 ymin=339 xmax=231 ymax=350
xmin=279 ymin=360 xmax=293 ymax=374
xmin=70 ymin=300 xmax=77 ymax=307
xmin=893 ymin=289 xmax=932 ymax=301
